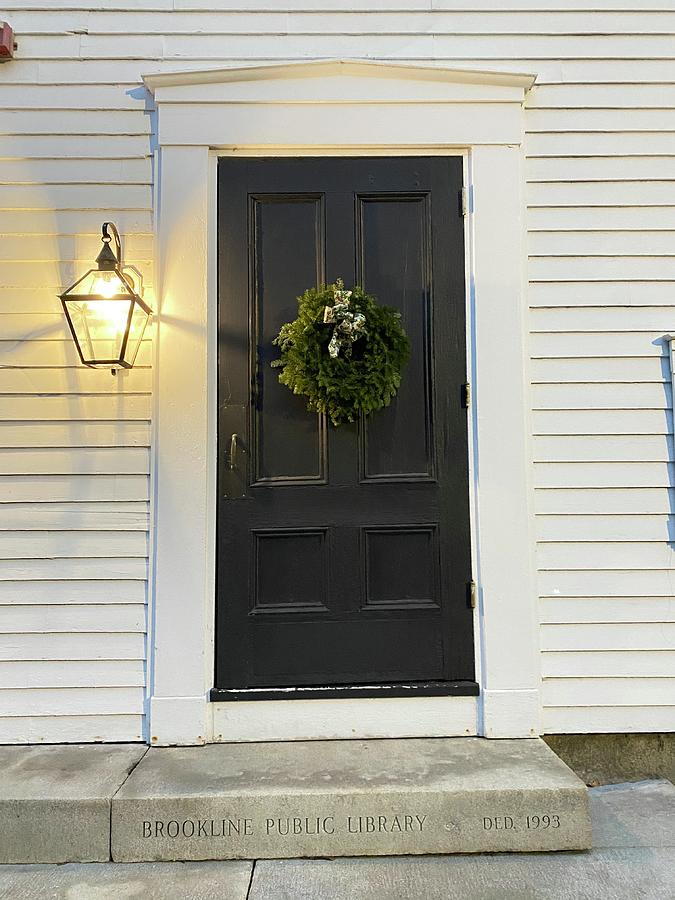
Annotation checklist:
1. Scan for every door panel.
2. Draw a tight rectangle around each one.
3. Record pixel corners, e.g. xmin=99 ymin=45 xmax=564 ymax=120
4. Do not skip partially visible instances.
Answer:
xmin=216 ymin=157 xmax=474 ymax=698
xmin=252 ymin=195 xmax=326 ymax=485
xmin=358 ymin=195 xmax=433 ymax=480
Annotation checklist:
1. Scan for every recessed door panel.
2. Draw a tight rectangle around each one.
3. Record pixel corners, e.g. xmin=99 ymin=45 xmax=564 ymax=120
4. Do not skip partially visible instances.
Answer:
xmin=358 ymin=195 xmax=434 ymax=481
xmin=251 ymin=196 xmax=326 ymax=484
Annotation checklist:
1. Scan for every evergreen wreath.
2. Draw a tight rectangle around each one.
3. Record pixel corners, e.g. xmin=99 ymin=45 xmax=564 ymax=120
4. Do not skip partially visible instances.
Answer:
xmin=272 ymin=279 xmax=410 ymax=426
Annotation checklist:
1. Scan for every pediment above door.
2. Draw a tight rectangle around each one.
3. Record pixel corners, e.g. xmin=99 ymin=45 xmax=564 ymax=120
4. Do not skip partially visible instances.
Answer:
xmin=143 ymin=59 xmax=535 ymax=148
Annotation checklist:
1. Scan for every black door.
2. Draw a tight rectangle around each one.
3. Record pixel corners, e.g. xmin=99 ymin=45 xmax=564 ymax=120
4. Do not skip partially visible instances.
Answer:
xmin=214 ymin=157 xmax=475 ymax=700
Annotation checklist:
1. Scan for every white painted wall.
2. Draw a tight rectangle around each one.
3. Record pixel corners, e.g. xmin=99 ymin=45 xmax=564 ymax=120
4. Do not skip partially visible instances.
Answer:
xmin=0 ymin=0 xmax=673 ymax=741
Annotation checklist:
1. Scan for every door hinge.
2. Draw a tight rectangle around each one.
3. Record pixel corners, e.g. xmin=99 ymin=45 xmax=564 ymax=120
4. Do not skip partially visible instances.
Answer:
xmin=460 ymin=186 xmax=472 ymax=217
xmin=467 ymin=580 xmax=477 ymax=609
xmin=461 ymin=382 xmax=471 ymax=408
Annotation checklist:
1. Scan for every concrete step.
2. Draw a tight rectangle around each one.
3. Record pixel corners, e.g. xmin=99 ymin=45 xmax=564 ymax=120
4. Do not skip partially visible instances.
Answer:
xmin=111 ymin=738 xmax=591 ymax=861
xmin=0 ymin=744 xmax=147 ymax=864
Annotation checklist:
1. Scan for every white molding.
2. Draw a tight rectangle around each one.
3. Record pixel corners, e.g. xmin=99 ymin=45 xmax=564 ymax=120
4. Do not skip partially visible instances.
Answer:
xmin=144 ymin=59 xmax=536 ymax=92
xmin=213 ymin=697 xmax=477 ymax=744
xmin=482 ymin=690 xmax=541 ymax=740
xmin=148 ymin=59 xmax=540 ymax=744
xmin=471 ymin=145 xmax=541 ymax=739
xmin=151 ymin=144 xmax=212 ymax=746
xmin=150 ymin=695 xmax=208 ymax=746
xmin=157 ymin=104 xmax=524 ymax=149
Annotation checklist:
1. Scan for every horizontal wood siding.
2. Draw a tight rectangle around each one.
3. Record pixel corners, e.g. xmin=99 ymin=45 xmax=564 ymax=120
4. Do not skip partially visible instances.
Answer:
xmin=0 ymin=0 xmax=152 ymax=738
xmin=1 ymin=0 xmax=673 ymax=739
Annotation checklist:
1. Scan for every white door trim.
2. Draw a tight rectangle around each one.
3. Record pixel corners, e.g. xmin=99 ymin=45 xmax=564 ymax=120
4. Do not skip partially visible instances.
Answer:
xmin=146 ymin=60 xmax=540 ymax=744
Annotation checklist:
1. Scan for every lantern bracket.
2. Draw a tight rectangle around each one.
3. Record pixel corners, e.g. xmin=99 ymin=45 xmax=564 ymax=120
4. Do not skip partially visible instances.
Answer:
xmin=96 ymin=221 xmax=122 ymax=270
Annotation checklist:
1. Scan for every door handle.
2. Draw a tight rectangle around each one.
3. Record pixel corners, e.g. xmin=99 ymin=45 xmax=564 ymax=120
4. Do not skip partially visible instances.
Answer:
xmin=228 ymin=433 xmax=238 ymax=470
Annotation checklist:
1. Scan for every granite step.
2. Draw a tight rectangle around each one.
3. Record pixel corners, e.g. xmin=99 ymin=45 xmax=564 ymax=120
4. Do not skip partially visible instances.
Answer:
xmin=110 ymin=737 xmax=592 ymax=861
xmin=0 ymin=744 xmax=147 ymax=864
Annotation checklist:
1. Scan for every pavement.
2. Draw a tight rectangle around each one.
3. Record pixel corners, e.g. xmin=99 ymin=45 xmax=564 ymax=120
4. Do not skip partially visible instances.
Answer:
xmin=0 ymin=779 xmax=672 ymax=899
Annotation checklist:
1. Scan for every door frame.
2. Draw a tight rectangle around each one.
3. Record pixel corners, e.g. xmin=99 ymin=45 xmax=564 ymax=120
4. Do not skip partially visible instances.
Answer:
xmin=145 ymin=60 xmax=540 ymax=745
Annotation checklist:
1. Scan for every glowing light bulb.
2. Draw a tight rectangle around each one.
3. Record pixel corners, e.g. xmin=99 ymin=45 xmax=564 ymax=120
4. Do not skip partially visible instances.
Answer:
xmin=91 ymin=272 xmax=119 ymax=299
xmin=85 ymin=300 xmax=131 ymax=334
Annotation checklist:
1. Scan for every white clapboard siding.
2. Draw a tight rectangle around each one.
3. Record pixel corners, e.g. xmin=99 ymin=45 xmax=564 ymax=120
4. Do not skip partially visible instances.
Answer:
xmin=528 ymin=157 xmax=675 ymax=182
xmin=13 ymin=9 xmax=675 ymax=36
xmin=3 ymin=2 xmax=675 ymax=741
xmin=530 ymin=332 xmax=670 ymax=358
xmin=538 ymin=541 xmax=675 ymax=570
xmin=529 ymin=256 xmax=675 ymax=282
xmin=529 ymin=282 xmax=675 ymax=308
xmin=0 ymin=659 xmax=146 ymax=689
xmin=542 ymin=706 xmax=674 ymax=734
xmin=0 ymin=423 xmax=151 ymax=449
xmin=536 ymin=515 xmax=672 ymax=542
xmin=533 ymin=435 xmax=674 ymax=462
xmin=0 ymin=210 xmax=153 ymax=234
xmin=540 ymin=596 xmax=675 ymax=624
xmin=532 ymin=384 xmax=671 ymax=410
xmin=531 ymin=358 xmax=668 ymax=384
xmin=0 ymin=397 xmax=152 ymax=421
xmin=0 ymin=448 xmax=150 ymax=476
xmin=533 ymin=410 xmax=673 ymax=436
xmin=0 ymin=531 xmax=148 ymax=560
xmin=0 ymin=558 xmax=148 ymax=581
xmin=0 ymin=580 xmax=146 ymax=605
xmin=0 ymin=687 xmax=145 ymax=718
xmin=539 ymin=569 xmax=675 ymax=598
xmin=0 ymin=369 xmax=151 ymax=395
xmin=543 ymin=650 xmax=675 ymax=679
xmin=0 ymin=135 xmax=151 ymax=160
xmin=0 ymin=233 xmax=153 ymax=260
xmin=529 ymin=231 xmax=675 ymax=256
xmin=0 ymin=604 xmax=146 ymax=634
xmin=532 ymin=308 xmax=675 ymax=333
xmin=0 ymin=502 xmax=150 ymax=531
xmin=0 ymin=475 xmax=149 ymax=503
xmin=541 ymin=623 xmax=675 ymax=652
xmin=528 ymin=205 xmax=675 ymax=230
xmin=0 ymin=716 xmax=144 ymax=743
xmin=534 ymin=463 xmax=674 ymax=489
xmin=543 ymin=678 xmax=674 ymax=707
xmin=0 ymin=632 xmax=145 ymax=661
xmin=1 ymin=86 xmax=153 ymax=113
xmin=535 ymin=488 xmax=675 ymax=515
xmin=0 ymin=0 xmax=153 ymax=748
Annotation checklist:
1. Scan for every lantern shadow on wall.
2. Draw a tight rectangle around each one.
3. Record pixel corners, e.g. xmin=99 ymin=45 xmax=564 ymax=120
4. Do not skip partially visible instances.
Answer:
xmin=59 ymin=222 xmax=152 ymax=373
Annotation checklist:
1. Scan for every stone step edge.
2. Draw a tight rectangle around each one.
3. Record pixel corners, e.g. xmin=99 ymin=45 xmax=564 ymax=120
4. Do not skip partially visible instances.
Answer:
xmin=110 ymin=784 xmax=592 ymax=862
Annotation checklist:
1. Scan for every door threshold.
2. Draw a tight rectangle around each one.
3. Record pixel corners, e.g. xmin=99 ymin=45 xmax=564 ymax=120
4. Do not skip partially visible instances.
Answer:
xmin=210 ymin=681 xmax=479 ymax=702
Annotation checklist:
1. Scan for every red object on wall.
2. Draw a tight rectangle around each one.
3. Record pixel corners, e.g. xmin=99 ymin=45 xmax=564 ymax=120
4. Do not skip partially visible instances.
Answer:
xmin=0 ymin=22 xmax=15 ymax=60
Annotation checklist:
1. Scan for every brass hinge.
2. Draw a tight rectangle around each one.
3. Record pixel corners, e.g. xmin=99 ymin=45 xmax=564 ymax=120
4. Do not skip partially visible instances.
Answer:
xmin=467 ymin=580 xmax=477 ymax=609
xmin=460 ymin=186 xmax=472 ymax=217
xmin=462 ymin=382 xmax=471 ymax=408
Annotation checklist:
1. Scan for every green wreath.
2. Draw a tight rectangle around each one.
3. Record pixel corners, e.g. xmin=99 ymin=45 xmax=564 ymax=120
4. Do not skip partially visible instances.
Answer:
xmin=272 ymin=279 xmax=410 ymax=426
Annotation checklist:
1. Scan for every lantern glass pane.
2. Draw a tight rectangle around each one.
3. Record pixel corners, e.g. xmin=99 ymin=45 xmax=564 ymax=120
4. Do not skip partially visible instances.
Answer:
xmin=124 ymin=300 xmax=151 ymax=366
xmin=63 ymin=297 xmax=133 ymax=366
xmin=65 ymin=268 xmax=133 ymax=299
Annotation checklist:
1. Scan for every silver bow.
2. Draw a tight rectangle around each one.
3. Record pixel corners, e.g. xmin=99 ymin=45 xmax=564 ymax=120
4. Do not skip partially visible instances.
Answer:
xmin=323 ymin=279 xmax=367 ymax=358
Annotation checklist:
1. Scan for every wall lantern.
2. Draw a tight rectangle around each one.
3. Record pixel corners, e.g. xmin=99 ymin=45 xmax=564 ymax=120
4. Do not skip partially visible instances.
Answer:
xmin=59 ymin=222 xmax=152 ymax=372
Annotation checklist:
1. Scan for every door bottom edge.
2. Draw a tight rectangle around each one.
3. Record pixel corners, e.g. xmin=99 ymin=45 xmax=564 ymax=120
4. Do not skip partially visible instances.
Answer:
xmin=209 ymin=681 xmax=479 ymax=702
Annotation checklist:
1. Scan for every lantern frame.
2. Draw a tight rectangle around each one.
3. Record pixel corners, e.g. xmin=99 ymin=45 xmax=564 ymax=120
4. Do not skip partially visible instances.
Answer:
xmin=59 ymin=222 xmax=152 ymax=370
